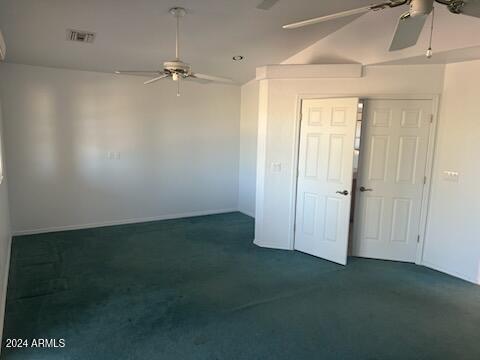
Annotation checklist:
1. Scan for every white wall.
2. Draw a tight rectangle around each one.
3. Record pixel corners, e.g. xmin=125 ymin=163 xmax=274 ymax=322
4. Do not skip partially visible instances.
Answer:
xmin=0 ymin=101 xmax=12 ymax=343
xmin=422 ymin=60 xmax=480 ymax=284
xmin=238 ymin=80 xmax=259 ymax=217
xmin=0 ymin=63 xmax=240 ymax=234
xmin=254 ymin=64 xmax=445 ymax=250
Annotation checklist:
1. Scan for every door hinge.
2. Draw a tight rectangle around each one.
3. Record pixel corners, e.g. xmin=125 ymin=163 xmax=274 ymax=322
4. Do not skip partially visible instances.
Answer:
xmin=417 ymin=235 xmax=420 ymax=243
xmin=423 ymin=176 xmax=427 ymax=185
xmin=430 ymin=114 xmax=434 ymax=123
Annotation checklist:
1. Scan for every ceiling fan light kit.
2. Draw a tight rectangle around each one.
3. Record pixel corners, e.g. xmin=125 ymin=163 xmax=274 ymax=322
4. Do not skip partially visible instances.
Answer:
xmin=115 ymin=7 xmax=234 ymax=96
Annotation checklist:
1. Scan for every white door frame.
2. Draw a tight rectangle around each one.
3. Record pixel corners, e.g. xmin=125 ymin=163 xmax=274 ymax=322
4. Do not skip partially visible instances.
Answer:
xmin=289 ymin=93 xmax=440 ymax=265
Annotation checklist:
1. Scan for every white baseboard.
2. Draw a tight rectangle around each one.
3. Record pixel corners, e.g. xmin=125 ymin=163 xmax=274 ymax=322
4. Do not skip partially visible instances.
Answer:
xmin=422 ymin=260 xmax=479 ymax=285
xmin=12 ymin=208 xmax=239 ymax=236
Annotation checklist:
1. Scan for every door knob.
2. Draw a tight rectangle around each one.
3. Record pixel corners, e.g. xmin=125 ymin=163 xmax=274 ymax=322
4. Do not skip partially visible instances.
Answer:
xmin=336 ymin=190 xmax=349 ymax=196
xmin=359 ymin=186 xmax=373 ymax=192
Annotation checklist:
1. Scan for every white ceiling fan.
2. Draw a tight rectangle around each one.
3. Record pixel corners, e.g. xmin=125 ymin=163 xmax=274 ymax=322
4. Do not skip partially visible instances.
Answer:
xmin=259 ymin=0 xmax=480 ymax=52
xmin=115 ymin=7 xmax=234 ymax=96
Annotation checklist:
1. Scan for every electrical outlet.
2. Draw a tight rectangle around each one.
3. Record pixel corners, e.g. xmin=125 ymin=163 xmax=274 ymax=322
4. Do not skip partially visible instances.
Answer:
xmin=442 ymin=170 xmax=459 ymax=182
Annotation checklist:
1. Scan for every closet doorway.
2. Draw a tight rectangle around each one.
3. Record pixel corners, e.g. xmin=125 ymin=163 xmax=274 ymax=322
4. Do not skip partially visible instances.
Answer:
xmin=293 ymin=97 xmax=436 ymax=265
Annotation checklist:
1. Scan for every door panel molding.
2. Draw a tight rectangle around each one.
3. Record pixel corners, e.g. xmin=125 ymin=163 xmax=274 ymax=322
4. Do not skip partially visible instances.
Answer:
xmin=353 ymin=98 xmax=435 ymax=262
xmin=290 ymin=94 xmax=440 ymax=267
xmin=294 ymin=97 xmax=358 ymax=265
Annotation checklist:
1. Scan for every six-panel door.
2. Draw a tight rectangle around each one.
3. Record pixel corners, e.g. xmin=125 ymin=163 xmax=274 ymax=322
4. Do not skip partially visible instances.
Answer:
xmin=352 ymin=99 xmax=432 ymax=262
xmin=294 ymin=98 xmax=359 ymax=265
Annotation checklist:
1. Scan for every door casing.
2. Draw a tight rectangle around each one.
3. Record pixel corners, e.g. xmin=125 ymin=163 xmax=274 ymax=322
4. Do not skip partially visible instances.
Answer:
xmin=290 ymin=94 xmax=440 ymax=265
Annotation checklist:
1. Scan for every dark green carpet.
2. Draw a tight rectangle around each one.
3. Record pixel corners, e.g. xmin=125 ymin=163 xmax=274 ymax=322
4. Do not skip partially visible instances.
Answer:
xmin=2 ymin=212 xmax=480 ymax=359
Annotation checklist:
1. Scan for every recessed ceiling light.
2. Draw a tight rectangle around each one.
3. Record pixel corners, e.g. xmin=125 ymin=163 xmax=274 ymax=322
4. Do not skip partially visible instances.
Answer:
xmin=232 ymin=55 xmax=244 ymax=61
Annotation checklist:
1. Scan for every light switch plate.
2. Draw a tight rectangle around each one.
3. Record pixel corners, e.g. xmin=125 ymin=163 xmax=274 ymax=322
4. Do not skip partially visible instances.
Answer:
xmin=271 ymin=162 xmax=282 ymax=173
xmin=108 ymin=151 xmax=121 ymax=160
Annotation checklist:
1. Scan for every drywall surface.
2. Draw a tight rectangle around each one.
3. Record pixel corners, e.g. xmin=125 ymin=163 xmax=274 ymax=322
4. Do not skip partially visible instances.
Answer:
xmin=254 ymin=64 xmax=445 ymax=250
xmin=238 ymin=80 xmax=259 ymax=217
xmin=0 ymin=101 xmax=11 ymax=344
xmin=422 ymin=60 xmax=480 ymax=284
xmin=0 ymin=63 xmax=240 ymax=234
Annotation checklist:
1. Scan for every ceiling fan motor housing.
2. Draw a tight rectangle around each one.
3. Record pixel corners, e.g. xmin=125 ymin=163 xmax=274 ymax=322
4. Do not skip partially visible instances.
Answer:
xmin=163 ymin=60 xmax=191 ymax=76
xmin=410 ymin=0 xmax=434 ymax=16
xmin=445 ymin=0 xmax=465 ymax=13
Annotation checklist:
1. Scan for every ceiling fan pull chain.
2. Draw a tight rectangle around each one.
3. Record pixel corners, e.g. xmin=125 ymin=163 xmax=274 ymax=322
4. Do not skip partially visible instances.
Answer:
xmin=177 ymin=76 xmax=181 ymax=97
xmin=426 ymin=6 xmax=435 ymax=58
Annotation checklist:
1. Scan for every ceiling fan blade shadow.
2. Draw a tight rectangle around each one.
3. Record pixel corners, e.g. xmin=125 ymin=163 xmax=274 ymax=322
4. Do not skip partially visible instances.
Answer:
xmin=389 ymin=13 xmax=428 ymax=51
xmin=257 ymin=0 xmax=279 ymax=10
xmin=192 ymin=73 xmax=235 ymax=84
xmin=144 ymin=74 xmax=170 ymax=85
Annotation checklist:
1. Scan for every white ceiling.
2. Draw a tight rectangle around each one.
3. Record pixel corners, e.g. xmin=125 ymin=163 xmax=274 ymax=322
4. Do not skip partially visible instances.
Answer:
xmin=0 ymin=0 xmax=376 ymax=83
xmin=3 ymin=1 xmax=480 ymax=84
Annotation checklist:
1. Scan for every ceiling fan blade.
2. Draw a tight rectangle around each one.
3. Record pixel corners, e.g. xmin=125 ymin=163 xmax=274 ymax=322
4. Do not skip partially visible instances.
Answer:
xmin=185 ymin=77 xmax=211 ymax=84
xmin=192 ymin=73 xmax=235 ymax=84
xmin=115 ymin=70 xmax=162 ymax=77
xmin=389 ymin=14 xmax=428 ymax=51
xmin=282 ymin=5 xmax=374 ymax=29
xmin=257 ymin=0 xmax=279 ymax=10
xmin=460 ymin=0 xmax=480 ymax=18
xmin=144 ymin=74 xmax=170 ymax=85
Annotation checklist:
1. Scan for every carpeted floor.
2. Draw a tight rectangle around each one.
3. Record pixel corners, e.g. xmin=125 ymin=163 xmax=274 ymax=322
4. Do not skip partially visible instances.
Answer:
xmin=2 ymin=212 xmax=480 ymax=359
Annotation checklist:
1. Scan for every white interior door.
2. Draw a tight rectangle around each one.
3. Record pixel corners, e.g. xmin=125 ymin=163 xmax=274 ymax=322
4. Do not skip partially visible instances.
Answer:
xmin=352 ymin=99 xmax=432 ymax=262
xmin=294 ymin=98 xmax=359 ymax=265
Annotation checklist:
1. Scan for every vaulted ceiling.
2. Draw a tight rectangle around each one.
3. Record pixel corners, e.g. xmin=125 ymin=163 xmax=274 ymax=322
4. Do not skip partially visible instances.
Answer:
xmin=284 ymin=4 xmax=480 ymax=67
xmin=2 ymin=0 xmax=480 ymax=84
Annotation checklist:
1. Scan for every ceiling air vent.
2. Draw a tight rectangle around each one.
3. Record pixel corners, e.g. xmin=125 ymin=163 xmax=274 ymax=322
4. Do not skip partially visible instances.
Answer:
xmin=67 ymin=29 xmax=96 ymax=43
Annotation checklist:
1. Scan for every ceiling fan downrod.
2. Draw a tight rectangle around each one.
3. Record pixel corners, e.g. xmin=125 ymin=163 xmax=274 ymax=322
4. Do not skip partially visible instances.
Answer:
xmin=169 ymin=7 xmax=186 ymax=61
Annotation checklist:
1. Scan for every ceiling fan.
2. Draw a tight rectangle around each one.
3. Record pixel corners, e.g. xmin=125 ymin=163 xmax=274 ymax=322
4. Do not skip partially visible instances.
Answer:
xmin=115 ymin=7 xmax=234 ymax=96
xmin=258 ymin=0 xmax=480 ymax=53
